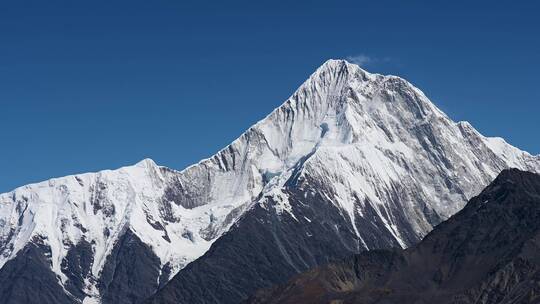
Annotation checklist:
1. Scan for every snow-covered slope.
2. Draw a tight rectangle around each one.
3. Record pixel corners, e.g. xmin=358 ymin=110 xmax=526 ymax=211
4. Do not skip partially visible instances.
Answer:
xmin=1 ymin=59 xmax=539 ymax=304
xmin=0 ymin=159 xmax=217 ymax=302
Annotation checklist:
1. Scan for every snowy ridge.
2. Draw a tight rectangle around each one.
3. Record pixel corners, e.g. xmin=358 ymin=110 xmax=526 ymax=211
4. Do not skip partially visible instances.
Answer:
xmin=0 ymin=59 xmax=539 ymax=303
xmin=0 ymin=159 xmax=215 ymax=300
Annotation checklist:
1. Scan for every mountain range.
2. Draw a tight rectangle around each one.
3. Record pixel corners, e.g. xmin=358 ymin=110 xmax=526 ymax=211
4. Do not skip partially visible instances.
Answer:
xmin=0 ymin=60 xmax=539 ymax=304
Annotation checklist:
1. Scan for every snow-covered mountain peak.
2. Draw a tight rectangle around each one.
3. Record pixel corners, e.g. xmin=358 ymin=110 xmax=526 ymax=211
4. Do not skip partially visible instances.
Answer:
xmin=244 ymin=59 xmax=540 ymax=243
xmin=134 ymin=157 xmax=158 ymax=168
xmin=316 ymin=58 xmax=369 ymax=77
xmin=291 ymin=59 xmax=443 ymax=122
xmin=145 ymin=62 xmax=540 ymax=303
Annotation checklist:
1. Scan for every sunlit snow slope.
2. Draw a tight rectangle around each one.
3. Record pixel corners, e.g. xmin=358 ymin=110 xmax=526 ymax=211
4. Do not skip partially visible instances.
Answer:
xmin=1 ymin=60 xmax=539 ymax=304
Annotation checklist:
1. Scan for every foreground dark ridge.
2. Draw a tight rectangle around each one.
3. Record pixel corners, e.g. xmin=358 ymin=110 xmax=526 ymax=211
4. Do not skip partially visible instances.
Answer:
xmin=246 ymin=169 xmax=540 ymax=304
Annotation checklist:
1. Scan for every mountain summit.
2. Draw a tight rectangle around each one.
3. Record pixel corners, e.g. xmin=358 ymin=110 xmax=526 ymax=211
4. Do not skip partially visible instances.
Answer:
xmin=0 ymin=60 xmax=539 ymax=304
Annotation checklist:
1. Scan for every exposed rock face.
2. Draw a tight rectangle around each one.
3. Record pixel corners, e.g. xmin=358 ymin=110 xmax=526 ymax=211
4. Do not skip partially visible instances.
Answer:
xmin=97 ymin=229 xmax=162 ymax=304
xmin=0 ymin=60 xmax=539 ymax=303
xmin=245 ymin=169 xmax=540 ymax=304
xmin=0 ymin=239 xmax=76 ymax=304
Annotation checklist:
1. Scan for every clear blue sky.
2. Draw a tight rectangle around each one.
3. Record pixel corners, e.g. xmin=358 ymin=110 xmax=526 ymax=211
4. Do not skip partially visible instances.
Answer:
xmin=1 ymin=0 xmax=539 ymax=192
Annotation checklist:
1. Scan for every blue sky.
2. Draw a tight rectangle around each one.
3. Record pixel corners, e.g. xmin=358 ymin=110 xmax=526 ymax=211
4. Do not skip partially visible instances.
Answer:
xmin=1 ymin=0 xmax=539 ymax=192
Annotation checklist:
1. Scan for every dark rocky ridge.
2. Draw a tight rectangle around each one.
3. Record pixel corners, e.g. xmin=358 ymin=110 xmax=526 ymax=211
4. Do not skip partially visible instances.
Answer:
xmin=0 ymin=229 xmax=164 ymax=304
xmin=61 ymin=239 xmax=94 ymax=300
xmin=98 ymin=229 xmax=163 ymax=304
xmin=0 ymin=239 xmax=75 ymax=304
xmin=245 ymin=169 xmax=540 ymax=304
